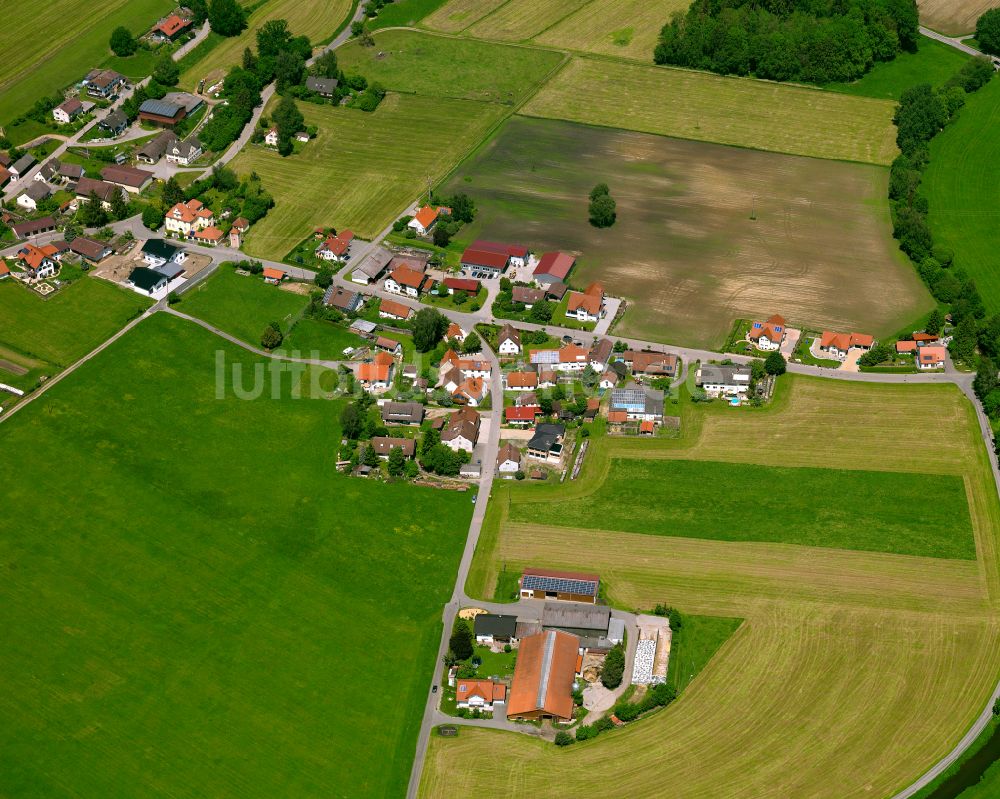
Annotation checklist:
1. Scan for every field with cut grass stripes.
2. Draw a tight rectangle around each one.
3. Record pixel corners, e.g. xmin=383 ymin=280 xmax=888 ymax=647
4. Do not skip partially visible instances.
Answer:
xmin=521 ymin=57 xmax=900 ymax=164
xmin=535 ymin=0 xmax=688 ymax=60
xmin=0 ymin=312 xmax=471 ymax=798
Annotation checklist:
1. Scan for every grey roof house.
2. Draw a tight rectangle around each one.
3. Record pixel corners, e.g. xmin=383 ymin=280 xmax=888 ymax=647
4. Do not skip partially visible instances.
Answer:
xmin=474 ymin=614 xmax=519 ymax=642
xmin=527 ymin=423 xmax=565 ymax=461
xmin=380 ymin=401 xmax=424 ymax=426
xmin=609 ymin=383 xmax=664 ymax=422
xmin=306 ymin=75 xmax=339 ymax=96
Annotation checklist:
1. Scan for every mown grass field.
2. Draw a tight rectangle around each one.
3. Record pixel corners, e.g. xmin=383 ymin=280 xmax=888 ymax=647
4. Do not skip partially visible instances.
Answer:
xmin=465 ymin=0 xmax=590 ymax=42
xmin=178 ymin=264 xmax=309 ymax=343
xmin=514 ymin=458 xmax=975 ymax=559
xmin=521 ymin=56 xmax=900 ymax=164
xmin=178 ymin=0 xmax=352 ymax=90
xmin=0 ymin=277 xmax=148 ymax=368
xmin=827 ymin=35 xmax=969 ymax=100
xmin=429 ymin=376 xmax=1000 ymax=799
xmin=369 ymin=0 xmax=450 ymax=29
xmin=281 ymin=317 xmax=367 ymax=358
xmin=444 ymin=116 xmax=929 ymax=348
xmin=0 ymin=0 xmax=173 ymax=126
xmin=923 ymin=78 xmax=1000 ymax=313
xmin=534 ymin=0 xmax=689 ymax=60
xmin=338 ymin=29 xmax=564 ymax=103
xmin=0 ymin=312 xmax=472 ymax=798
xmin=918 ymin=0 xmax=995 ymax=35
xmin=422 ymin=0 xmax=508 ymax=32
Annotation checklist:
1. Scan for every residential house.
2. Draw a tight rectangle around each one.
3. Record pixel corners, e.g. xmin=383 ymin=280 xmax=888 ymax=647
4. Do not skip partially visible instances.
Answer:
xmin=375 ymin=336 xmax=402 ymax=355
xmin=305 ymin=75 xmax=339 ymax=97
xmin=56 ymin=162 xmax=84 ymax=183
xmin=749 ymin=314 xmax=786 ymax=351
xmin=357 ymin=352 xmax=396 ymax=391
xmin=17 ymin=182 xmax=51 ymax=211
xmin=315 ymin=230 xmax=354 ymax=262
xmin=35 ymin=159 xmax=61 ymax=183
xmin=138 ymin=99 xmax=186 ymax=128
xmin=126 ymin=266 xmax=168 ymax=296
xmin=16 ymin=245 xmax=57 ymax=279
xmin=97 ymin=109 xmax=128 ymax=138
xmin=100 ymin=165 xmax=153 ymax=193
xmin=11 ymin=217 xmax=56 ymax=240
xmin=537 ymin=370 xmax=557 ymax=390
xmin=446 ymin=322 xmax=466 ymax=343
xmin=378 ymin=298 xmax=414 ymax=321
xmin=504 ymin=406 xmax=540 ymax=427
xmin=151 ymin=14 xmax=192 ymax=40
xmin=588 ymin=338 xmax=613 ymax=372
xmin=441 ymin=407 xmax=480 ymax=453
xmin=497 ymin=324 xmax=521 ymax=356
xmin=69 ymin=236 xmax=112 ymax=263
xmin=443 ymin=276 xmax=479 ymax=295
xmin=532 ymin=251 xmax=575 ymax=285
xmin=351 ymin=246 xmax=393 ymax=285
xmin=75 ymin=176 xmax=122 ymax=209
xmin=460 ymin=241 xmax=524 ymax=277
xmin=505 ymin=371 xmax=537 ymax=391
xmin=165 ymin=198 xmax=214 ymax=236
xmin=193 ymin=226 xmax=224 ymax=245
xmin=407 ymin=205 xmax=449 ymax=235
xmin=264 ymin=127 xmax=279 ymax=147
xmin=917 ymin=345 xmax=947 ymax=370
xmin=496 ymin=443 xmax=522 ymax=474
xmin=453 ymin=377 xmax=487 ymax=406
xmin=520 ymin=568 xmax=599 ymax=603
xmin=441 ymin=349 xmax=491 ymax=380
xmin=384 ymin=264 xmax=431 ymax=298
xmin=85 ymin=69 xmax=126 ymax=98
xmin=527 ymin=423 xmax=565 ymax=462
xmin=696 ymin=364 xmax=752 ymax=397
xmin=512 ymin=286 xmax=544 ymax=307
xmin=610 ymin=383 xmax=664 ymax=423
xmin=141 ymin=238 xmax=187 ymax=269
xmin=530 ymin=343 xmax=589 ymax=372
xmin=323 ymin=285 xmax=363 ymax=313
xmin=370 ymin=437 xmax=416 ymax=459
xmin=53 ymin=98 xmax=84 ymax=124
xmin=165 ymin=137 xmax=202 ymax=165
xmin=455 ymin=678 xmax=506 ymax=712
xmin=818 ymin=331 xmax=875 ymax=359
xmin=474 ymin=614 xmax=518 ymax=644
xmin=137 ymin=130 xmax=175 ymax=164
xmin=0 ymin=263 xmax=9 ymax=279
xmin=380 ymin=401 xmax=424 ymax=426
xmin=262 ymin=267 xmax=286 ymax=284
xmin=624 ymin=350 xmax=678 ymax=379
xmin=9 ymin=154 xmax=36 ymax=179
xmin=565 ymin=281 xmax=605 ymax=323
xmin=506 ymin=630 xmax=580 ymax=722
xmin=0 ymin=166 xmax=10 ymax=189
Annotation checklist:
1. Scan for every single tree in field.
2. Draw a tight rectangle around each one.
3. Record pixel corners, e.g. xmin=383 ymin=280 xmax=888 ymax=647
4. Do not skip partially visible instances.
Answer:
xmin=152 ymin=54 xmax=180 ymax=86
xmin=590 ymin=183 xmax=610 ymax=201
xmin=387 ymin=446 xmax=406 ymax=477
xmin=109 ymin=26 xmax=137 ymax=57
xmin=976 ymin=8 xmax=1000 ymax=55
xmin=449 ymin=620 xmax=474 ymax=661
xmin=925 ymin=307 xmax=944 ymax=336
xmin=588 ymin=184 xmax=616 ymax=228
xmin=340 ymin=402 xmax=362 ymax=440
xmin=260 ymin=323 xmax=283 ymax=350
xmin=208 ymin=0 xmax=247 ymax=36
xmin=764 ymin=351 xmax=786 ymax=375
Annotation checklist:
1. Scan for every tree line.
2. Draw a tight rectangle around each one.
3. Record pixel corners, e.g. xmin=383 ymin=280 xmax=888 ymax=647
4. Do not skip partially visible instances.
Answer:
xmin=654 ymin=0 xmax=919 ymax=84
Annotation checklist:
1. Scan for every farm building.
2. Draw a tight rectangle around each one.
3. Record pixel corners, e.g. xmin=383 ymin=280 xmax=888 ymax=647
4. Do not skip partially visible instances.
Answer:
xmin=542 ymin=603 xmax=612 ymax=638
xmin=519 ymin=568 xmax=599 ymax=604
xmin=351 ymin=246 xmax=394 ymax=284
xmin=532 ymin=251 xmax=575 ymax=284
xmin=460 ymin=240 xmax=527 ymax=276
xmin=378 ymin=298 xmax=414 ymax=321
xmin=138 ymin=99 xmax=186 ymax=128
xmin=506 ymin=630 xmax=580 ymax=722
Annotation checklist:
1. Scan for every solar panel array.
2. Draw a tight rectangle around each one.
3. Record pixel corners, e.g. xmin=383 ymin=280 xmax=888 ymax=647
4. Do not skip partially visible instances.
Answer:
xmin=522 ymin=574 xmax=597 ymax=595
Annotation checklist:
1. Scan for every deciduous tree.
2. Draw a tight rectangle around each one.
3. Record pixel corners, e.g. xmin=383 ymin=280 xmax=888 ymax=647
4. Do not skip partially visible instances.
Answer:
xmin=109 ymin=26 xmax=137 ymax=57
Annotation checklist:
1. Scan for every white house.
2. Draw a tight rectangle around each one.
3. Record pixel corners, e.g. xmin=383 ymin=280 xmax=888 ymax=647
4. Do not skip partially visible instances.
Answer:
xmin=818 ymin=331 xmax=875 ymax=360
xmin=384 ymin=265 xmax=427 ymax=298
xmin=455 ymin=678 xmax=506 ymax=712
xmin=749 ymin=315 xmax=786 ymax=351
xmin=164 ymin=198 xmax=214 ymax=236
xmin=497 ymin=324 xmax=521 ymax=356
xmin=441 ymin=407 xmax=480 ymax=453
xmin=141 ymin=239 xmax=187 ymax=269
xmin=916 ymin=346 xmax=947 ymax=370
xmin=565 ymin=282 xmax=605 ymax=323
xmin=264 ymin=127 xmax=278 ymax=147
xmin=407 ymin=205 xmax=448 ymax=235
xmin=53 ymin=98 xmax=84 ymax=124
xmin=165 ymin=137 xmax=202 ymax=166
xmin=17 ymin=182 xmax=50 ymax=211
xmin=696 ymin=364 xmax=751 ymax=397
xmin=497 ymin=443 xmax=521 ymax=474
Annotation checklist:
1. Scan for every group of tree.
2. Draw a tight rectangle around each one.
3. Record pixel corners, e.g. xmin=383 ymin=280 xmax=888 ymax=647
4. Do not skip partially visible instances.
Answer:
xmin=588 ymin=183 xmax=616 ymax=228
xmin=858 ymin=342 xmax=895 ymax=367
xmin=653 ymin=0 xmax=919 ymax=84
xmin=271 ymin=94 xmax=306 ymax=156
xmin=448 ymin=620 xmax=474 ymax=661
xmin=208 ymin=0 xmax=247 ymax=36
xmin=260 ymin=321 xmax=284 ymax=350
xmin=146 ymin=166 xmax=273 ymax=235
xmin=887 ymin=59 xmax=995 ymax=367
xmin=976 ymin=8 xmax=1000 ymax=56
xmin=494 ymin=283 xmax=554 ymax=323
xmin=419 ymin=428 xmax=470 ymax=476
xmin=600 ymin=643 xmax=626 ymax=689
xmin=412 ymin=307 xmax=451 ymax=352
xmin=198 ymin=63 xmax=263 ymax=152
xmin=109 ymin=26 xmax=138 ymax=57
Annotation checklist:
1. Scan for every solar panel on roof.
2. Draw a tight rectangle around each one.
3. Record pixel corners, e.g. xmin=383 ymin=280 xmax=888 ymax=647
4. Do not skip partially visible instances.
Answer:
xmin=522 ymin=574 xmax=597 ymax=595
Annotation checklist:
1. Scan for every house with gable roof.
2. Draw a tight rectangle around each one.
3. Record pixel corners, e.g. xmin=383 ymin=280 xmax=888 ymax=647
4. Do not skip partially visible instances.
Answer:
xmin=165 ymin=198 xmax=215 ymax=236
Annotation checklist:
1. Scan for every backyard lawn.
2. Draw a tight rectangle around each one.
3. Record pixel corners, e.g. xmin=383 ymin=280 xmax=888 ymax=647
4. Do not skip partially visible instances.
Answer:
xmin=0 ymin=312 xmax=472 ymax=799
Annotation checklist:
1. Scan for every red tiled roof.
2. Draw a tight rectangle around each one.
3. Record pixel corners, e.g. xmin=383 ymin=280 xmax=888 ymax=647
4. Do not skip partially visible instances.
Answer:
xmin=505 ymin=371 xmax=537 ymax=389
xmin=639 ymin=420 xmax=655 ymax=433
xmin=461 ymin=247 xmax=509 ymax=270
xmin=567 ymin=290 xmax=602 ymax=316
xmin=918 ymin=346 xmax=946 ymax=365
xmin=262 ymin=267 xmax=285 ymax=280
xmin=912 ymin=332 xmax=939 ymax=342
xmin=389 ymin=265 xmax=426 ymax=289
xmin=412 ymin=205 xmax=442 ymax=228
xmin=534 ymin=251 xmax=575 ymax=281
xmin=443 ymin=277 xmax=479 ymax=293
xmin=607 ymin=410 xmax=628 ymax=423
xmin=469 ymin=239 xmax=528 ymax=258
xmin=155 ymin=14 xmax=191 ymax=37
xmin=379 ymin=299 xmax=413 ymax=319
xmin=896 ymin=340 xmax=918 ymax=353
xmin=507 ymin=631 xmax=579 ymax=721
xmin=195 ymin=226 xmax=223 ymax=242
xmin=505 ymin=405 xmax=540 ymax=421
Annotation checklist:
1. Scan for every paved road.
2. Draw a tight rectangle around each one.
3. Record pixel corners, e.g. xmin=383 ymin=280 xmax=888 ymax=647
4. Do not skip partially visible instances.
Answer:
xmin=920 ymin=25 xmax=991 ymax=57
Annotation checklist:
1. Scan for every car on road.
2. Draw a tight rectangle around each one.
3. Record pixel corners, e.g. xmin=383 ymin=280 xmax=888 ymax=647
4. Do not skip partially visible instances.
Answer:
xmin=432 ymin=685 xmax=438 ymax=693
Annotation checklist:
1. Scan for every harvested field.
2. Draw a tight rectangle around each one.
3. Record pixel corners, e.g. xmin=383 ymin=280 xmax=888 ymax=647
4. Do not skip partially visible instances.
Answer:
xmin=918 ymin=0 xmax=995 ymax=35
xmin=232 ymin=94 xmax=507 ymax=259
xmin=436 ymin=377 xmax=1000 ymax=799
xmin=178 ymin=0 xmax=352 ymax=90
xmin=466 ymin=0 xmax=590 ymax=41
xmin=423 ymin=0 xmax=507 ymax=32
xmin=521 ymin=57 xmax=900 ymax=165
xmin=534 ymin=0 xmax=689 ymax=60
xmin=444 ymin=116 xmax=929 ymax=348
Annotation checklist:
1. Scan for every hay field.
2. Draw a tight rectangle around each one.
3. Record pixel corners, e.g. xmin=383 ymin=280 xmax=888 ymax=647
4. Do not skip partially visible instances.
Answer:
xmin=465 ymin=0 xmax=590 ymax=41
xmin=534 ymin=0 xmax=689 ymax=60
xmin=521 ymin=57 xmax=900 ymax=164
xmin=444 ymin=116 xmax=930 ymax=348
xmin=178 ymin=0 xmax=352 ymax=90
xmin=918 ymin=0 xmax=996 ymax=35
xmin=426 ymin=377 xmax=1000 ymax=799
xmin=0 ymin=0 xmax=173 ymax=125
xmin=422 ymin=0 xmax=507 ymax=32
xmin=231 ymin=94 xmax=507 ymax=258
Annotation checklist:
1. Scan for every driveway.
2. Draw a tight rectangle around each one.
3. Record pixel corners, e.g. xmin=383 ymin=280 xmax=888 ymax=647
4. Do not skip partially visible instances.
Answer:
xmin=839 ymin=348 xmax=862 ymax=373
xmin=780 ymin=327 xmax=801 ymax=358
